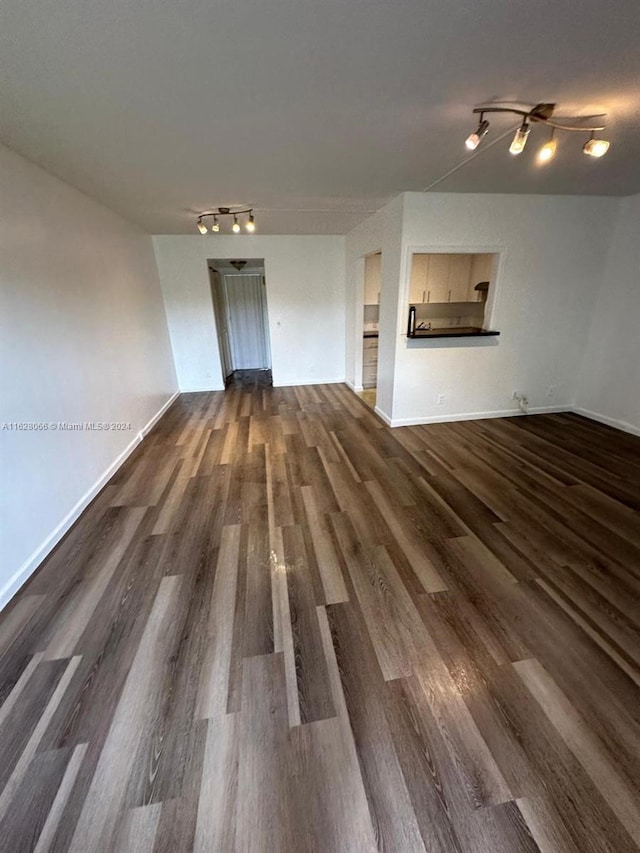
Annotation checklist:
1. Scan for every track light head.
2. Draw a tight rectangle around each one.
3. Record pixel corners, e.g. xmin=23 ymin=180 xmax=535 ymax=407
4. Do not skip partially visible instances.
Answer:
xmin=212 ymin=216 xmax=220 ymax=232
xmin=197 ymin=219 xmax=208 ymax=235
xmin=465 ymin=118 xmax=490 ymax=151
xmin=537 ymin=129 xmax=557 ymax=164
xmin=245 ymin=213 xmax=256 ymax=233
xmin=583 ymin=134 xmax=610 ymax=158
xmin=232 ymin=215 xmax=241 ymax=233
xmin=509 ymin=121 xmax=530 ymax=155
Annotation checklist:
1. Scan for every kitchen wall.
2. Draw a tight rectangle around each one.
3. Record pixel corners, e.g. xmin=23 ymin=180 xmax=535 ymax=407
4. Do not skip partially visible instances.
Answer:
xmin=574 ymin=193 xmax=640 ymax=434
xmin=153 ymin=235 xmax=346 ymax=390
xmin=346 ymin=192 xmax=619 ymax=426
xmin=0 ymin=144 xmax=177 ymax=609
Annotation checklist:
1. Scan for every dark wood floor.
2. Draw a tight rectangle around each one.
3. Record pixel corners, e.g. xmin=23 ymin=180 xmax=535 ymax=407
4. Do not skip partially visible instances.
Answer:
xmin=1 ymin=378 xmax=639 ymax=852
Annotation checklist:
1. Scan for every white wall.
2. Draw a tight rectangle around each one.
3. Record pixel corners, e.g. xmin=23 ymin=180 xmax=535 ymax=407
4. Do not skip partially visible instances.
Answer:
xmin=346 ymin=192 xmax=619 ymax=426
xmin=0 ymin=145 xmax=177 ymax=608
xmin=574 ymin=194 xmax=640 ymax=434
xmin=153 ymin=235 xmax=346 ymax=390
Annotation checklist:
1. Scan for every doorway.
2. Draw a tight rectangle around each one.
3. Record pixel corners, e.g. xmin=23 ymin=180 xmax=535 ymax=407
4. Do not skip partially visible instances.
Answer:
xmin=208 ymin=259 xmax=272 ymax=386
xmin=361 ymin=251 xmax=381 ymax=409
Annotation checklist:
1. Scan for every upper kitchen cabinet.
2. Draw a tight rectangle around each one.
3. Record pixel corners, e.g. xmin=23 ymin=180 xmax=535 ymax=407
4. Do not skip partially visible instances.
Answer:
xmin=409 ymin=253 xmax=429 ymax=303
xmin=364 ymin=252 xmax=381 ymax=305
xmin=447 ymin=254 xmax=472 ymax=303
xmin=425 ymin=254 xmax=450 ymax=303
xmin=409 ymin=252 xmax=496 ymax=304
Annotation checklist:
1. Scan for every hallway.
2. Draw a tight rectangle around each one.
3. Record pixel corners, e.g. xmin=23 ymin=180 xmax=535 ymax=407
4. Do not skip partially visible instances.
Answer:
xmin=1 ymin=380 xmax=639 ymax=852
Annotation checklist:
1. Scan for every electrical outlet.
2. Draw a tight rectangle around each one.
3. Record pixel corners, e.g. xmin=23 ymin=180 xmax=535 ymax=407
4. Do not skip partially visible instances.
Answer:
xmin=437 ymin=394 xmax=446 ymax=406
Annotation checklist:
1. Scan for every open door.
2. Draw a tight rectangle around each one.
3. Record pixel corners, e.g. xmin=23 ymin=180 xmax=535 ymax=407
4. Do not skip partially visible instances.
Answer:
xmin=209 ymin=266 xmax=234 ymax=381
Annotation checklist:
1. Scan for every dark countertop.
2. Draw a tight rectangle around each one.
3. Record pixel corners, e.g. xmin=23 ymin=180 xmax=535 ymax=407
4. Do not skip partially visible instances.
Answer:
xmin=363 ymin=331 xmax=379 ymax=338
xmin=408 ymin=326 xmax=500 ymax=339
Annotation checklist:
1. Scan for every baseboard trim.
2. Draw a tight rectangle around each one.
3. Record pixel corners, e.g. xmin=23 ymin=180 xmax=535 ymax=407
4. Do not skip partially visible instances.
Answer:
xmin=0 ymin=391 xmax=180 ymax=612
xmin=345 ymin=380 xmax=364 ymax=393
xmin=373 ymin=405 xmax=393 ymax=426
xmin=141 ymin=391 xmax=180 ymax=438
xmin=386 ymin=405 xmax=568 ymax=428
xmin=372 ymin=402 xmax=640 ymax=436
xmin=570 ymin=406 xmax=640 ymax=437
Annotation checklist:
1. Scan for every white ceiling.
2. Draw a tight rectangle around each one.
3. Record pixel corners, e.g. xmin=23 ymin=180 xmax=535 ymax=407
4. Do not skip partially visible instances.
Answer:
xmin=2 ymin=0 xmax=639 ymax=234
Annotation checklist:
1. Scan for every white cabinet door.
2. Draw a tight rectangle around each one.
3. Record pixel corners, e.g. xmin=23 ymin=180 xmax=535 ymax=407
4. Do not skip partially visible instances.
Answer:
xmin=425 ymin=254 xmax=450 ymax=303
xmin=364 ymin=253 xmax=381 ymax=304
xmin=409 ymin=254 xmax=429 ymax=303
xmin=447 ymin=255 xmax=472 ymax=302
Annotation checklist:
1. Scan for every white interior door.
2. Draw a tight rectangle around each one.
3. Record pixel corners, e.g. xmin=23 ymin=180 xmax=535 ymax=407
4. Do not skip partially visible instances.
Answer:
xmin=223 ymin=274 xmax=270 ymax=369
xmin=210 ymin=269 xmax=234 ymax=378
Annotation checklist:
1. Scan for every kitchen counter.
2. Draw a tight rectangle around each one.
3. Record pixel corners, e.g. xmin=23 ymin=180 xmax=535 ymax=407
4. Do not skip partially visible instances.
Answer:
xmin=363 ymin=331 xmax=379 ymax=338
xmin=408 ymin=326 xmax=499 ymax=339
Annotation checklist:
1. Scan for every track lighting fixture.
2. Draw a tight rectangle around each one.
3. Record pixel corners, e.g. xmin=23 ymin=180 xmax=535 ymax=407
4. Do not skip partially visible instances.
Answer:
xmin=195 ymin=207 xmax=256 ymax=234
xmin=583 ymin=132 xmax=610 ymax=158
xmin=465 ymin=102 xmax=610 ymax=163
xmin=537 ymin=129 xmax=557 ymax=163
xmin=465 ymin=117 xmax=490 ymax=150
xmin=509 ymin=121 xmax=530 ymax=155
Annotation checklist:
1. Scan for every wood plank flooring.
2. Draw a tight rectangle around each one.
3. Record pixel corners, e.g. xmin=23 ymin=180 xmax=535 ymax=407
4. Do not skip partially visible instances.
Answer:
xmin=1 ymin=373 xmax=639 ymax=852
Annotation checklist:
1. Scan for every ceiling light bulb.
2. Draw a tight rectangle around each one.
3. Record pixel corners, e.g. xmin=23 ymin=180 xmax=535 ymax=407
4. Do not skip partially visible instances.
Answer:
xmin=465 ymin=118 xmax=490 ymax=150
xmin=246 ymin=213 xmax=256 ymax=233
xmin=509 ymin=122 xmax=530 ymax=155
xmin=212 ymin=216 xmax=220 ymax=232
xmin=583 ymin=136 xmax=610 ymax=158
xmin=197 ymin=219 xmax=208 ymax=234
xmin=537 ymin=133 xmax=557 ymax=164
xmin=232 ymin=216 xmax=240 ymax=233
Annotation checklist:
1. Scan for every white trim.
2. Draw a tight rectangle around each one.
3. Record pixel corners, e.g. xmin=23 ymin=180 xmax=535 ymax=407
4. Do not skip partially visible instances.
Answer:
xmin=0 ymin=391 xmax=180 ymax=612
xmin=140 ymin=391 xmax=180 ymax=438
xmin=374 ymin=405 xmax=393 ymax=426
xmin=345 ymin=379 xmax=364 ymax=393
xmin=272 ymin=377 xmax=345 ymax=388
xmin=571 ymin=406 xmax=640 ymax=438
xmin=385 ymin=405 xmax=568 ymax=428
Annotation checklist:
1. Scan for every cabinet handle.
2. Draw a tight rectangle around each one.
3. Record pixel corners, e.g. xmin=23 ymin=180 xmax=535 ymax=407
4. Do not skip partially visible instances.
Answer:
xmin=422 ymin=290 xmax=425 ymax=303
xmin=427 ymin=290 xmax=431 ymax=303
xmin=448 ymin=289 xmax=451 ymax=302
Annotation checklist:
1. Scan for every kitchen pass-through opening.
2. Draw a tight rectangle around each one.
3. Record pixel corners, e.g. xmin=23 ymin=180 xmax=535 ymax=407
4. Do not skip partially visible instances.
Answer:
xmin=208 ymin=259 xmax=272 ymax=387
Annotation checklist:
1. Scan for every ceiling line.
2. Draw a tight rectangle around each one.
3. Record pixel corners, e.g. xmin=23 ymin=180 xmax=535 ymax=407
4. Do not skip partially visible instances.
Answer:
xmin=248 ymin=208 xmax=380 ymax=213
xmin=421 ymin=122 xmax=520 ymax=193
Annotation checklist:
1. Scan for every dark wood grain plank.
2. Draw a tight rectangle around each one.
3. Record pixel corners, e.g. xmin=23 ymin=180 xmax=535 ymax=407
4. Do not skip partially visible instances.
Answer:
xmin=1 ymin=378 xmax=638 ymax=852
